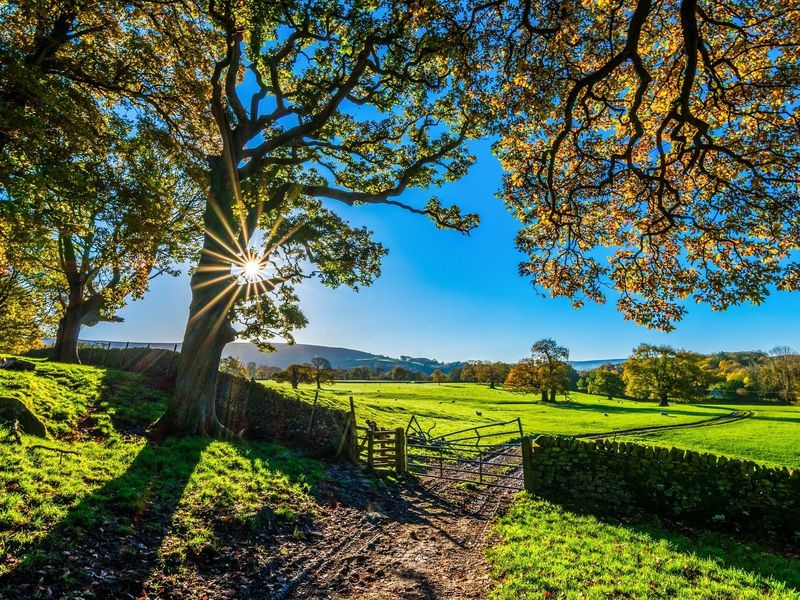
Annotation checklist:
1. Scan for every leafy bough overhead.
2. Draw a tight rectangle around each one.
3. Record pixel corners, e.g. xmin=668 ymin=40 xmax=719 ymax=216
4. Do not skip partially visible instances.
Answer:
xmin=495 ymin=0 xmax=800 ymax=330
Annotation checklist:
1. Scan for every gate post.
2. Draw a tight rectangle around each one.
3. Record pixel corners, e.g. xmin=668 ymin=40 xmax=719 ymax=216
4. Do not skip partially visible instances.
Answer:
xmin=521 ymin=436 xmax=535 ymax=493
xmin=394 ymin=427 xmax=407 ymax=474
xmin=366 ymin=428 xmax=374 ymax=469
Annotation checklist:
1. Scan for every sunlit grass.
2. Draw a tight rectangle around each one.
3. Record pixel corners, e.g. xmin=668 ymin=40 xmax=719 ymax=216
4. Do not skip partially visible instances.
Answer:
xmin=488 ymin=496 xmax=800 ymax=599
xmin=261 ymin=381 xmax=800 ymax=467
xmin=0 ymin=359 xmax=322 ymax=578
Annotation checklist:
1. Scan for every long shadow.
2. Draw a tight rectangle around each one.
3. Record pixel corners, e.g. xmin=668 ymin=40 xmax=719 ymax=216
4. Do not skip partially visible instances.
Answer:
xmin=0 ymin=367 xmax=208 ymax=599
xmin=0 ymin=438 xmax=207 ymax=599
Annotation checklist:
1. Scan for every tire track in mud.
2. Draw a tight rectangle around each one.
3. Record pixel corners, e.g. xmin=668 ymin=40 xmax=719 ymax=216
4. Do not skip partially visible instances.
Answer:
xmin=279 ymin=447 xmax=523 ymax=599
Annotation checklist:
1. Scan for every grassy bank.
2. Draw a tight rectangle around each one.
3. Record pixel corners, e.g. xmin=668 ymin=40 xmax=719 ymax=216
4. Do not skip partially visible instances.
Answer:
xmin=488 ymin=496 xmax=800 ymax=599
xmin=0 ymin=358 xmax=321 ymax=589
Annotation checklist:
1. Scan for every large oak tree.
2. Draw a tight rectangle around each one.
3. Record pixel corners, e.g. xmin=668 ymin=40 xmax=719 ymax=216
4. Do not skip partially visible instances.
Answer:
xmin=1 ymin=0 xmax=217 ymax=361
xmin=156 ymin=0 xmax=489 ymax=436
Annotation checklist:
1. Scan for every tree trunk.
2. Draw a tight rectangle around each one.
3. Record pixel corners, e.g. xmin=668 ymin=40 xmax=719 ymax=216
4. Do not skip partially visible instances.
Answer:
xmin=155 ymin=157 xmax=241 ymax=438
xmin=549 ymin=388 xmax=557 ymax=402
xmin=540 ymin=390 xmax=548 ymax=402
xmin=658 ymin=395 xmax=669 ymax=407
xmin=52 ymin=304 xmax=82 ymax=363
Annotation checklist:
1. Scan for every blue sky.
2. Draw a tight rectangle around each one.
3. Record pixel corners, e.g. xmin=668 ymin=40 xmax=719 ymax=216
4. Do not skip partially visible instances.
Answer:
xmin=87 ymin=138 xmax=800 ymax=362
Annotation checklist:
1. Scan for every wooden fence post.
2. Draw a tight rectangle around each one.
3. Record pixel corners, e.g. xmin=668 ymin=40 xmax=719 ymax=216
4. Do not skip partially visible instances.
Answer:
xmin=521 ymin=436 xmax=534 ymax=493
xmin=306 ymin=390 xmax=319 ymax=437
xmin=394 ymin=427 xmax=406 ymax=474
xmin=347 ymin=396 xmax=359 ymax=463
xmin=367 ymin=429 xmax=374 ymax=469
xmin=335 ymin=413 xmax=353 ymax=458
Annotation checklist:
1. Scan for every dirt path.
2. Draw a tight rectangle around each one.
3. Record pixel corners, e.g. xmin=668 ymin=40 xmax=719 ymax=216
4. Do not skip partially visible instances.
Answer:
xmin=275 ymin=464 xmax=516 ymax=599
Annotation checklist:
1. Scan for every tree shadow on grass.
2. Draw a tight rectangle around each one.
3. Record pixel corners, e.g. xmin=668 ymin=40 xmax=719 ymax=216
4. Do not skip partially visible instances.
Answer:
xmin=1 ymin=438 xmax=207 ymax=598
xmin=634 ymin=521 xmax=800 ymax=590
xmin=0 ymin=436 xmax=208 ymax=599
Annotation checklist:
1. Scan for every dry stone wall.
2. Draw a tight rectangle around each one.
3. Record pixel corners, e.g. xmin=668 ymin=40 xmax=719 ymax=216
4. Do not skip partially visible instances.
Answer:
xmin=524 ymin=435 xmax=800 ymax=545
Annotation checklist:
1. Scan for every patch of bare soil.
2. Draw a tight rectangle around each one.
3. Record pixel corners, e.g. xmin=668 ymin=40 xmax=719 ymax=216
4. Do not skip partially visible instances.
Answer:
xmin=280 ymin=465 xmax=516 ymax=600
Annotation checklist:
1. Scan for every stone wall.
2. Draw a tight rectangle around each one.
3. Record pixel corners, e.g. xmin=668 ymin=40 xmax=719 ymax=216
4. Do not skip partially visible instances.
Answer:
xmin=524 ymin=435 xmax=800 ymax=544
xmin=215 ymin=372 xmax=354 ymax=456
xmin=28 ymin=348 xmax=354 ymax=456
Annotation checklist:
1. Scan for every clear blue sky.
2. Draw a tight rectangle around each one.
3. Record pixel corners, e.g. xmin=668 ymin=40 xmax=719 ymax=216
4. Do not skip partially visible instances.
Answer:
xmin=88 ymin=139 xmax=800 ymax=362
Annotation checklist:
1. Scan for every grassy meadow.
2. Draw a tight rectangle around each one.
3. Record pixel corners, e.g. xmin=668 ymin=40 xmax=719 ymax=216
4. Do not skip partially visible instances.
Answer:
xmin=488 ymin=496 xmax=800 ymax=599
xmin=265 ymin=380 xmax=800 ymax=467
xmin=0 ymin=358 xmax=320 ymax=586
xmin=3 ymin=361 xmax=798 ymax=597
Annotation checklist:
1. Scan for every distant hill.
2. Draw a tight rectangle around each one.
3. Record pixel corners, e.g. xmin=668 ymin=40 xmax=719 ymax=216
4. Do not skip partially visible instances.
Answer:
xmin=570 ymin=358 xmax=626 ymax=371
xmin=221 ymin=342 xmax=464 ymax=374
xmin=71 ymin=338 xmax=624 ymax=375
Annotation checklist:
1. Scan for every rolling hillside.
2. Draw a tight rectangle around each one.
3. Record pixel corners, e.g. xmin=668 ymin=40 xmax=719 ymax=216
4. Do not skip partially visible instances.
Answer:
xmin=69 ymin=339 xmax=624 ymax=374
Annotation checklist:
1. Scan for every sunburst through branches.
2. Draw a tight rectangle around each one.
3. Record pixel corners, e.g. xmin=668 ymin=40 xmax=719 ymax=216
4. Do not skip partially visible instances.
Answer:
xmin=232 ymin=248 xmax=270 ymax=285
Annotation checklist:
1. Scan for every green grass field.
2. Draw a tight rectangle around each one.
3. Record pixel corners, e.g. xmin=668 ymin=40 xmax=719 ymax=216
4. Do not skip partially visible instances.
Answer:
xmin=620 ymin=404 xmax=800 ymax=468
xmin=488 ymin=496 xmax=800 ymax=599
xmin=0 ymin=359 xmax=320 ymax=580
xmin=2 ymin=362 xmax=798 ymax=597
xmin=266 ymin=381 xmax=800 ymax=467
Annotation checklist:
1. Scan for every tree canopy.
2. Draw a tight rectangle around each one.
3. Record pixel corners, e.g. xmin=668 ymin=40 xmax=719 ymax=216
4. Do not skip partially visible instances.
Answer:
xmin=159 ymin=0 xmax=492 ymax=435
xmin=496 ymin=0 xmax=800 ymax=330
xmin=622 ymin=344 xmax=706 ymax=406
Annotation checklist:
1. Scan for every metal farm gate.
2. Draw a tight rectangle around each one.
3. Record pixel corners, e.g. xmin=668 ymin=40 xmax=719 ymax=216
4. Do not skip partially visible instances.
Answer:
xmin=404 ymin=416 xmax=526 ymax=490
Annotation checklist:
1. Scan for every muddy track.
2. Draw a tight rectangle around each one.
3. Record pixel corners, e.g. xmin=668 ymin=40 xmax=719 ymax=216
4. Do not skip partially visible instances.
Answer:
xmin=577 ymin=410 xmax=753 ymax=441
xmin=277 ymin=446 xmax=523 ymax=599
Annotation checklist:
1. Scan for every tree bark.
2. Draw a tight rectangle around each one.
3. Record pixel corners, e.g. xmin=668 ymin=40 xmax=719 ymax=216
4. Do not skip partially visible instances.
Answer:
xmin=549 ymin=388 xmax=557 ymax=402
xmin=540 ymin=390 xmax=548 ymax=402
xmin=52 ymin=304 xmax=82 ymax=363
xmin=156 ymin=157 xmax=241 ymax=438
xmin=658 ymin=395 xmax=669 ymax=407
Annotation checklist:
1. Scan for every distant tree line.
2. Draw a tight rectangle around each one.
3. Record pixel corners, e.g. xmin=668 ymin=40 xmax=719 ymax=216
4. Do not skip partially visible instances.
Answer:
xmin=219 ymin=341 xmax=800 ymax=405
xmin=575 ymin=345 xmax=800 ymax=406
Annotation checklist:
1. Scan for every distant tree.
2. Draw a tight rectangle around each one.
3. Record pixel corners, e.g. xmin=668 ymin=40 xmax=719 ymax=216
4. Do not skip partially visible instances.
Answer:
xmin=219 ymin=356 xmax=249 ymax=379
xmin=460 ymin=363 xmax=477 ymax=382
xmin=390 ymin=366 xmax=409 ymax=381
xmin=576 ymin=376 xmax=588 ymax=393
xmin=531 ymin=339 xmax=571 ymax=402
xmin=246 ymin=362 xmax=258 ymax=379
xmin=622 ymin=345 xmax=706 ymax=406
xmin=473 ymin=361 xmax=511 ymax=389
xmin=274 ymin=364 xmax=314 ymax=389
xmin=504 ymin=359 xmax=543 ymax=397
xmin=565 ymin=365 xmax=580 ymax=391
xmin=447 ymin=366 xmax=462 ymax=383
xmin=431 ymin=369 xmax=446 ymax=384
xmin=310 ymin=357 xmax=335 ymax=389
xmin=762 ymin=347 xmax=800 ymax=404
xmin=254 ymin=365 xmax=280 ymax=380
xmin=347 ymin=366 xmax=373 ymax=381
xmin=586 ymin=369 xmax=626 ymax=400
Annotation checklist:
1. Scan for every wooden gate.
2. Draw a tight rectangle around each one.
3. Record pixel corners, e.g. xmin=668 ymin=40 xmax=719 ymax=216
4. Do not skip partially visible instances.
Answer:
xmin=405 ymin=417 xmax=526 ymax=490
xmin=355 ymin=424 xmax=407 ymax=473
